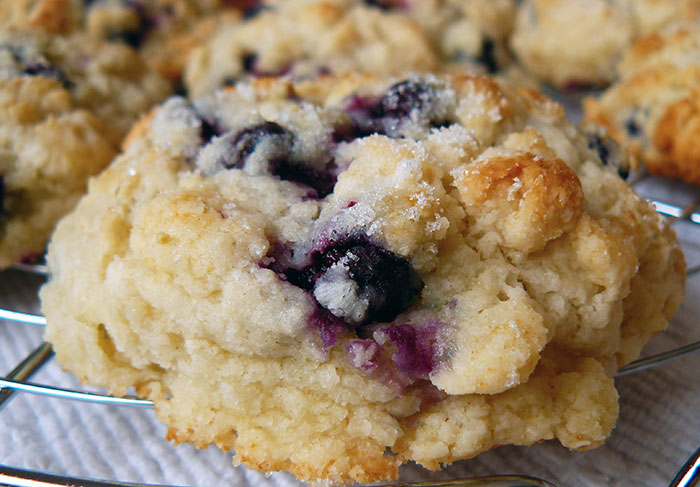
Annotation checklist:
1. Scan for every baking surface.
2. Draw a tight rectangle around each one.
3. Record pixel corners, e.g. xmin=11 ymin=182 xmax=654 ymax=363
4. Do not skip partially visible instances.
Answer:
xmin=1 ymin=130 xmax=700 ymax=487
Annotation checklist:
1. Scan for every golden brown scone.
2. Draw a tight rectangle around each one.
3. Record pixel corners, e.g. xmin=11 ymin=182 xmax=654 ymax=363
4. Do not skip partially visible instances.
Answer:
xmin=184 ymin=0 xmax=519 ymax=97
xmin=0 ymin=0 xmax=83 ymax=34
xmin=41 ymin=73 xmax=684 ymax=484
xmin=0 ymin=0 xmax=246 ymax=85
xmin=510 ymin=0 xmax=700 ymax=89
xmin=584 ymin=23 xmax=700 ymax=183
xmin=0 ymin=28 xmax=170 ymax=268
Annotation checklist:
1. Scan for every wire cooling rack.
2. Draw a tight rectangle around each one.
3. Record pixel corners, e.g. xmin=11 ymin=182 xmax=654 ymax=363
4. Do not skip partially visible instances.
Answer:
xmin=1 ymin=171 xmax=700 ymax=487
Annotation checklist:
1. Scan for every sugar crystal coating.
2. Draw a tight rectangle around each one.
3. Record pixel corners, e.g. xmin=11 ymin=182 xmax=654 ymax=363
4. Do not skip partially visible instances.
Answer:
xmin=41 ymin=73 xmax=685 ymax=484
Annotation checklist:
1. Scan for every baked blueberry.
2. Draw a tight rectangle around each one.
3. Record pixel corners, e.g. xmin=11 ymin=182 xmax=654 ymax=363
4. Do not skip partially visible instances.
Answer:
xmin=476 ymin=38 xmax=499 ymax=74
xmin=364 ymin=0 xmax=408 ymax=11
xmin=224 ymin=122 xmax=292 ymax=170
xmin=586 ymin=132 xmax=628 ymax=179
xmin=346 ymin=79 xmax=450 ymax=137
xmin=285 ymin=235 xmax=423 ymax=327
xmin=22 ymin=62 xmax=72 ymax=88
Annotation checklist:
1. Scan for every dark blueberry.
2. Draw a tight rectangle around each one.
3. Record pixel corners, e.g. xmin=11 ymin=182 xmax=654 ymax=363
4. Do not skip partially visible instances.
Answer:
xmin=341 ymin=94 xmax=384 ymax=137
xmin=476 ymin=38 xmax=498 ymax=74
xmin=220 ymin=122 xmax=337 ymax=197
xmin=285 ymin=235 xmax=423 ymax=326
xmin=22 ymin=63 xmax=72 ymax=88
xmin=242 ymin=53 xmax=257 ymax=73
xmin=625 ymin=118 xmax=641 ymax=137
xmin=223 ymin=121 xmax=292 ymax=170
xmin=379 ymin=79 xmax=437 ymax=123
xmin=107 ymin=2 xmax=151 ymax=48
xmin=364 ymin=0 xmax=409 ymax=11
xmin=344 ymin=79 xmax=449 ymax=138
xmin=586 ymin=133 xmax=629 ymax=179
xmin=199 ymin=117 xmax=221 ymax=144
xmin=0 ymin=176 xmax=5 ymax=219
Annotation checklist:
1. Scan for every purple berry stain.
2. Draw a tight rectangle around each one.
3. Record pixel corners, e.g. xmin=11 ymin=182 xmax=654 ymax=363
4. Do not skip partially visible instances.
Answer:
xmin=346 ymin=319 xmax=449 ymax=391
xmin=310 ymin=306 xmax=350 ymax=350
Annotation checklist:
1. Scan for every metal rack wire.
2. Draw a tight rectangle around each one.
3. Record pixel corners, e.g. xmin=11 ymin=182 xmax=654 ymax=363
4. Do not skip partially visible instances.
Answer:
xmin=1 ymin=172 xmax=700 ymax=487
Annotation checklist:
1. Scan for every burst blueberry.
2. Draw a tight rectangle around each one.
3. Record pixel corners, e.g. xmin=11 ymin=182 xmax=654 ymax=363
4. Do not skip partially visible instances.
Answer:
xmin=221 ymin=121 xmax=292 ymax=170
xmin=285 ymin=235 xmax=423 ymax=326
xmin=214 ymin=122 xmax=336 ymax=197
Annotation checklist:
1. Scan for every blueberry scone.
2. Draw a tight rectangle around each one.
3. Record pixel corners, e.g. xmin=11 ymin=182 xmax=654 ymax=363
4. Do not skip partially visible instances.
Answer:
xmin=184 ymin=0 xmax=517 ymax=97
xmin=0 ymin=0 xmax=246 ymax=85
xmin=510 ymin=0 xmax=700 ymax=89
xmin=0 ymin=29 xmax=171 ymax=143
xmin=584 ymin=23 xmax=700 ymax=184
xmin=41 ymin=74 xmax=685 ymax=484
xmin=0 ymin=29 xmax=169 ymax=268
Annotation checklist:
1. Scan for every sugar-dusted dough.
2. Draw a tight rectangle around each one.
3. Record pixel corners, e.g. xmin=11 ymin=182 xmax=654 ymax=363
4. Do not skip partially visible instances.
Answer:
xmin=41 ymin=73 xmax=684 ymax=484
xmin=184 ymin=0 xmax=518 ymax=97
xmin=0 ymin=29 xmax=169 ymax=268
xmin=0 ymin=0 xmax=244 ymax=84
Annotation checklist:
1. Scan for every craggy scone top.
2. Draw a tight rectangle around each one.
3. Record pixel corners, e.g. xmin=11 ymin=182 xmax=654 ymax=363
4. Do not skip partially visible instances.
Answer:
xmin=0 ymin=28 xmax=170 ymax=268
xmin=585 ymin=23 xmax=700 ymax=184
xmin=184 ymin=0 xmax=518 ymax=97
xmin=510 ymin=0 xmax=700 ymax=88
xmin=41 ymin=73 xmax=685 ymax=483
xmin=0 ymin=0 xmax=246 ymax=84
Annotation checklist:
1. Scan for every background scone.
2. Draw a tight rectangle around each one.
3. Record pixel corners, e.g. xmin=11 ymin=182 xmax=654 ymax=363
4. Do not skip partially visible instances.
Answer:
xmin=584 ymin=23 xmax=700 ymax=184
xmin=41 ymin=74 xmax=685 ymax=484
xmin=0 ymin=29 xmax=170 ymax=268
xmin=0 ymin=0 xmax=246 ymax=86
xmin=510 ymin=0 xmax=700 ymax=89
xmin=184 ymin=0 xmax=518 ymax=97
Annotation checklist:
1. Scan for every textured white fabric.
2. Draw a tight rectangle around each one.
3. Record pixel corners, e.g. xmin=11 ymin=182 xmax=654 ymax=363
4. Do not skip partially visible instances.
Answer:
xmin=1 ymin=163 xmax=699 ymax=487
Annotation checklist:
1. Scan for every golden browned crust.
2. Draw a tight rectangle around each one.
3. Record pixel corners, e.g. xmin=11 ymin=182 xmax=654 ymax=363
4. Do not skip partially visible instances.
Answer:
xmin=652 ymin=91 xmax=700 ymax=183
xmin=456 ymin=151 xmax=583 ymax=253
xmin=583 ymin=24 xmax=700 ymax=184
xmin=0 ymin=0 xmax=82 ymax=34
